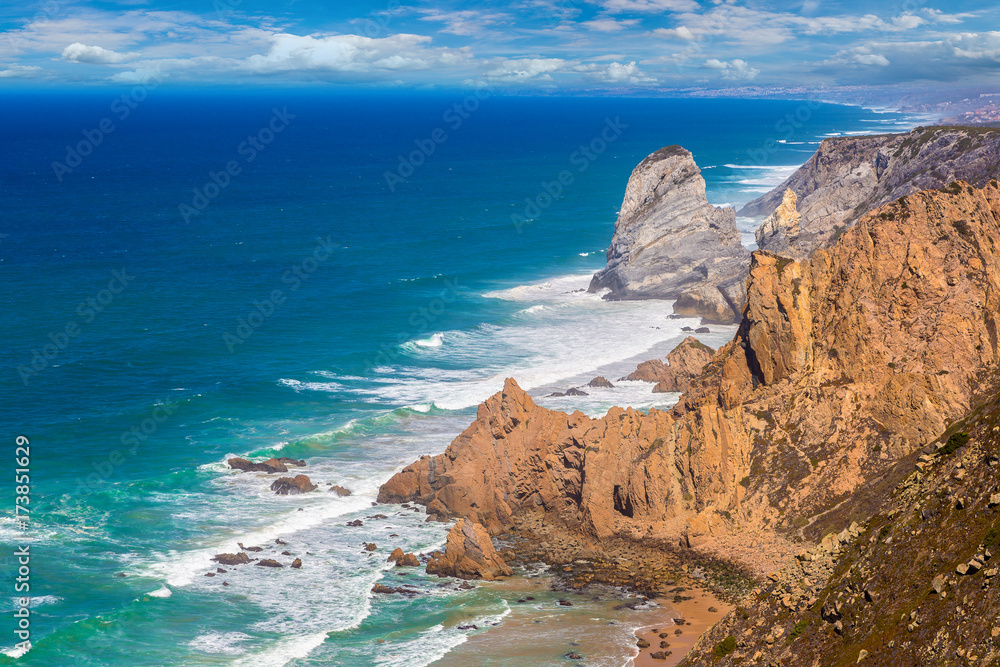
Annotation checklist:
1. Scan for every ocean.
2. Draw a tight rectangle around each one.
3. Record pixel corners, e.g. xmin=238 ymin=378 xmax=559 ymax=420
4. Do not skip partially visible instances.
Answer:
xmin=0 ymin=91 xmax=917 ymax=666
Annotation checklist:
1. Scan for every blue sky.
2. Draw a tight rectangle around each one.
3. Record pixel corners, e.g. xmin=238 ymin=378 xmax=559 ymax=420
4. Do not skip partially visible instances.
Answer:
xmin=0 ymin=0 xmax=997 ymax=89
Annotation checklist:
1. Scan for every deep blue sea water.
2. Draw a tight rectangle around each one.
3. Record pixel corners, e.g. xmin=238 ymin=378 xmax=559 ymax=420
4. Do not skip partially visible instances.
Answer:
xmin=0 ymin=91 xmax=917 ymax=666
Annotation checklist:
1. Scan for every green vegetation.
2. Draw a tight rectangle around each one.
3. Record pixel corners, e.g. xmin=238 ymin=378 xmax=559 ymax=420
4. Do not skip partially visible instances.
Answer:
xmin=887 ymin=362 xmax=896 ymax=369
xmin=985 ymin=526 xmax=999 ymax=551
xmin=713 ymin=636 xmax=737 ymax=657
xmin=789 ymin=619 xmax=810 ymax=641
xmin=740 ymin=476 xmax=751 ymax=488
xmin=939 ymin=431 xmax=969 ymax=456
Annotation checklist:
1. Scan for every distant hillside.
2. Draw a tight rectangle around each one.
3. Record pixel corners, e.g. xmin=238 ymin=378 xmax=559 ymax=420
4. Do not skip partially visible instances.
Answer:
xmin=741 ymin=126 xmax=1000 ymax=258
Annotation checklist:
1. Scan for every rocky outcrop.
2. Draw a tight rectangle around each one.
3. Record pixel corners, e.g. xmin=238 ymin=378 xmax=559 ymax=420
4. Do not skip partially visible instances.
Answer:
xmin=425 ymin=519 xmax=512 ymax=580
xmin=742 ymin=126 xmax=1000 ymax=257
xmin=270 ymin=475 xmax=317 ymax=495
xmin=754 ymin=188 xmax=800 ymax=255
xmin=624 ymin=336 xmax=715 ymax=392
xmin=228 ymin=457 xmax=305 ymax=474
xmin=212 ymin=552 xmax=251 ymax=565
xmin=589 ymin=146 xmax=750 ymax=324
xmin=381 ymin=181 xmax=1000 ymax=554
xmin=685 ymin=372 xmax=1000 ymax=666
xmin=387 ymin=548 xmax=420 ymax=567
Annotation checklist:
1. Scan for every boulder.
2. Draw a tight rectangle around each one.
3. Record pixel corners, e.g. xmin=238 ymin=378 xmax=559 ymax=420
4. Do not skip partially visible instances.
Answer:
xmin=397 ymin=553 xmax=420 ymax=567
xmin=565 ymin=388 xmax=588 ymax=396
xmin=426 ymin=519 xmax=513 ymax=580
xmin=256 ymin=559 xmax=283 ymax=568
xmin=212 ymin=552 xmax=250 ymax=565
xmin=291 ymin=558 xmax=302 ymax=569
xmin=388 ymin=547 xmax=405 ymax=564
xmin=330 ymin=485 xmax=352 ymax=497
xmin=588 ymin=377 xmax=615 ymax=388
xmin=625 ymin=337 xmax=715 ymax=392
xmin=270 ymin=475 xmax=317 ymax=495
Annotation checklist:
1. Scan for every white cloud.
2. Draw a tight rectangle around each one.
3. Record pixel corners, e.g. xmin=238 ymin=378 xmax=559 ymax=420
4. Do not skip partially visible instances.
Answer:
xmin=852 ymin=53 xmax=890 ymax=66
xmin=61 ymin=43 xmax=139 ymax=64
xmin=653 ymin=26 xmax=697 ymax=41
xmin=0 ymin=63 xmax=43 ymax=78
xmin=592 ymin=0 xmax=699 ymax=13
xmin=576 ymin=60 xmax=657 ymax=83
xmin=702 ymin=58 xmax=759 ymax=80
xmin=582 ymin=19 xmax=641 ymax=32
xmin=486 ymin=57 xmax=566 ymax=82
xmin=417 ymin=10 xmax=511 ymax=37
xmin=241 ymin=33 xmax=470 ymax=74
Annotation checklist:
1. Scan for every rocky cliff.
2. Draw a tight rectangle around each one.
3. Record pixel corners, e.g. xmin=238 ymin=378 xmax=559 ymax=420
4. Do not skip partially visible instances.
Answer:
xmin=589 ymin=146 xmax=750 ymax=324
xmin=381 ymin=180 xmax=1000 ymax=558
xmin=741 ymin=126 xmax=1000 ymax=257
xmin=683 ymin=373 xmax=1000 ymax=666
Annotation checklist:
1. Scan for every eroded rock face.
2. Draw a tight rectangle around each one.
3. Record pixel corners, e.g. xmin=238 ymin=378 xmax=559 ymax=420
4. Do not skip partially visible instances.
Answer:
xmin=754 ymin=189 xmax=801 ymax=255
xmin=425 ymin=519 xmax=512 ymax=580
xmin=624 ymin=336 xmax=715 ymax=392
xmin=589 ymin=146 xmax=750 ymax=323
xmin=270 ymin=475 xmax=317 ymax=495
xmin=742 ymin=126 xmax=1000 ymax=257
xmin=381 ymin=182 xmax=1000 ymax=551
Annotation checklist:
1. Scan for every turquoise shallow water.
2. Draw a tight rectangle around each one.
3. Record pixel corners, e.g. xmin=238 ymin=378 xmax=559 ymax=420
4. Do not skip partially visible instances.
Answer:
xmin=0 ymin=92 xmax=918 ymax=665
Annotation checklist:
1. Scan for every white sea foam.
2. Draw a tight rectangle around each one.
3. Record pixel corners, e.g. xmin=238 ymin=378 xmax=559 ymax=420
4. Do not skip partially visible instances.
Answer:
xmin=148 ymin=586 xmax=172 ymax=598
xmin=278 ymin=378 xmax=343 ymax=393
xmin=188 ymin=631 xmax=253 ymax=655
xmin=232 ymin=631 xmax=329 ymax=667
xmin=314 ymin=274 xmax=739 ymax=413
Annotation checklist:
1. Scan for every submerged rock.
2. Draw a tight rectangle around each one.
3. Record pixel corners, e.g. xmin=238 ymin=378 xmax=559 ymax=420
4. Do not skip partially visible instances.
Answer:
xmin=329 ymin=485 xmax=352 ymax=497
xmin=228 ymin=457 xmax=292 ymax=474
xmin=256 ymin=559 xmax=283 ymax=568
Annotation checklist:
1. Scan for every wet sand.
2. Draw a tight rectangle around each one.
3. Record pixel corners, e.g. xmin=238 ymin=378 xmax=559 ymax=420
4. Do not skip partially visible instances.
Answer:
xmin=628 ymin=587 xmax=733 ymax=667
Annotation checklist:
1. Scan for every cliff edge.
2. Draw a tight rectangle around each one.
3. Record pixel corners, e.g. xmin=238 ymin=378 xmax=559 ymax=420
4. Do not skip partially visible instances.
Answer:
xmin=589 ymin=146 xmax=750 ymax=324
xmin=381 ymin=180 xmax=1000 ymax=562
xmin=741 ymin=126 xmax=1000 ymax=258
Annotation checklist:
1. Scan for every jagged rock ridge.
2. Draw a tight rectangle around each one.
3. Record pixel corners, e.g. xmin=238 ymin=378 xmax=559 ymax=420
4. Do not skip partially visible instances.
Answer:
xmin=589 ymin=146 xmax=750 ymax=324
xmin=741 ymin=125 xmax=1000 ymax=257
xmin=381 ymin=181 xmax=1000 ymax=556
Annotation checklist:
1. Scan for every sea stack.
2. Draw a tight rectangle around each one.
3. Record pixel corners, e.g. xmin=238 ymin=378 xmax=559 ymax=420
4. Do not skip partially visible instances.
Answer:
xmin=589 ymin=145 xmax=750 ymax=324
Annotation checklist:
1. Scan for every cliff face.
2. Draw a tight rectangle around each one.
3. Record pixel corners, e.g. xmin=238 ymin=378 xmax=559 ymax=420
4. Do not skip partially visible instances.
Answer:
xmin=380 ymin=181 xmax=1000 ymax=555
xmin=683 ymin=377 xmax=1000 ymax=666
xmin=741 ymin=126 xmax=1000 ymax=258
xmin=589 ymin=146 xmax=750 ymax=324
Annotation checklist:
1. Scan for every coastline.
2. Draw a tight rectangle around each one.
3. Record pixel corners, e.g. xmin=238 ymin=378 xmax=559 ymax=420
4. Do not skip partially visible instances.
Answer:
xmin=629 ymin=588 xmax=733 ymax=667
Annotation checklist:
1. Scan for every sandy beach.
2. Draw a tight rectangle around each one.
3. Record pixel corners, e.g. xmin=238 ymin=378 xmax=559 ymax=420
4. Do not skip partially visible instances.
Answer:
xmin=628 ymin=587 xmax=733 ymax=667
